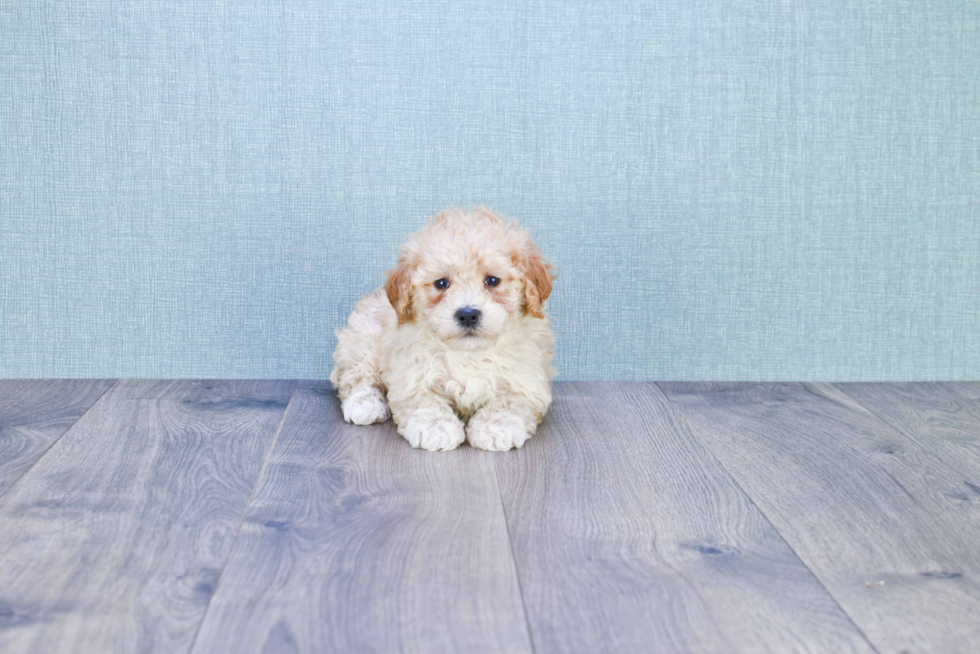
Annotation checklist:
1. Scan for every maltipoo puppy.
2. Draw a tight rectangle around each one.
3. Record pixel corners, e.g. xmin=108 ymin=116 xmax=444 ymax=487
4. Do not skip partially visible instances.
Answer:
xmin=330 ymin=207 xmax=556 ymax=451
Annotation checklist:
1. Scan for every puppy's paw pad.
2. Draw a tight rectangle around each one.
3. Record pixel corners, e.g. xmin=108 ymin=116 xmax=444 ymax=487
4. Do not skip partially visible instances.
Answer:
xmin=403 ymin=417 xmax=466 ymax=452
xmin=342 ymin=387 xmax=391 ymax=425
xmin=467 ymin=411 xmax=530 ymax=451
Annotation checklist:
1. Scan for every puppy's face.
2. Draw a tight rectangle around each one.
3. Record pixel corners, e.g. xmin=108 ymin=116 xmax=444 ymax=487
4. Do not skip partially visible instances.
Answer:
xmin=385 ymin=209 xmax=554 ymax=351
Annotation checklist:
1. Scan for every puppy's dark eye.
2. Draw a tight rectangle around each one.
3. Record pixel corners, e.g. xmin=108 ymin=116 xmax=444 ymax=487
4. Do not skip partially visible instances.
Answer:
xmin=484 ymin=276 xmax=501 ymax=287
xmin=434 ymin=278 xmax=450 ymax=290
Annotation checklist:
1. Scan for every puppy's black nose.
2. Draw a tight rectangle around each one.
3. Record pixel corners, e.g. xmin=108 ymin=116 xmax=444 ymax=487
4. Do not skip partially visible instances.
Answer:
xmin=455 ymin=307 xmax=482 ymax=329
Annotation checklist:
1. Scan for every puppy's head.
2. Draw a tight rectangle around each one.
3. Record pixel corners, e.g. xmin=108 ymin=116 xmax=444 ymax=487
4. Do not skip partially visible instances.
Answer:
xmin=385 ymin=208 xmax=554 ymax=350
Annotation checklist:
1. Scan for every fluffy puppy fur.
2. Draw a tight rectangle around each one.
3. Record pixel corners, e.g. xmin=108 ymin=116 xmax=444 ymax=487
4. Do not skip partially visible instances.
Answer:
xmin=330 ymin=208 xmax=556 ymax=451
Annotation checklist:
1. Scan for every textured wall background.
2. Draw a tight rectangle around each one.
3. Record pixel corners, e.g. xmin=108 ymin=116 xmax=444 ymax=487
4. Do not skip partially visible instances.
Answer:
xmin=2 ymin=1 xmax=979 ymax=380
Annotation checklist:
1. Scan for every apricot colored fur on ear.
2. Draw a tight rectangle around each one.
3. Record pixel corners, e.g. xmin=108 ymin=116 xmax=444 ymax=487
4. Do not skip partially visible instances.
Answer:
xmin=385 ymin=259 xmax=414 ymax=323
xmin=522 ymin=245 xmax=555 ymax=319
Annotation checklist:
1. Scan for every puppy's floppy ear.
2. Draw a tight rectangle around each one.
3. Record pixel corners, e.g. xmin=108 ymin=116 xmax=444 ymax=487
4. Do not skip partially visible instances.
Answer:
xmin=385 ymin=256 xmax=415 ymax=324
xmin=520 ymin=241 xmax=555 ymax=319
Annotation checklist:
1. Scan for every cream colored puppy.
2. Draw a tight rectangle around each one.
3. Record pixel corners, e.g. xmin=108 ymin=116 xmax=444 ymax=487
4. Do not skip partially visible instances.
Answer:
xmin=330 ymin=208 xmax=556 ymax=451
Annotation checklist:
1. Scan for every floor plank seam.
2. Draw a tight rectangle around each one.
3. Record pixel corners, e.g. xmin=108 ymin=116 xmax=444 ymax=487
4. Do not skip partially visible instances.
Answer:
xmin=832 ymin=383 xmax=980 ymax=485
xmin=184 ymin=380 xmax=300 ymax=654
xmin=654 ymin=382 xmax=884 ymax=654
xmin=491 ymin=455 xmax=537 ymax=654
xmin=945 ymin=382 xmax=980 ymax=402
xmin=0 ymin=379 xmax=118 ymax=503
xmin=831 ymin=385 xmax=910 ymax=441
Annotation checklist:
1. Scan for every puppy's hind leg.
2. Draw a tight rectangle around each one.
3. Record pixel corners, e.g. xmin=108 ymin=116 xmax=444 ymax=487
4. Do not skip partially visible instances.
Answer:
xmin=341 ymin=384 xmax=390 ymax=425
xmin=330 ymin=290 xmax=394 ymax=425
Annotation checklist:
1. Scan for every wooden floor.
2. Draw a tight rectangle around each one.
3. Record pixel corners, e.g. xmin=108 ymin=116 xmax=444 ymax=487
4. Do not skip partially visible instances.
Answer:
xmin=0 ymin=381 xmax=978 ymax=653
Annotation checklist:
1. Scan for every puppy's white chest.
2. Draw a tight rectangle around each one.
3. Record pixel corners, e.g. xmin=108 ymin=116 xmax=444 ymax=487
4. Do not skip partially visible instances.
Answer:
xmin=441 ymin=353 xmax=498 ymax=415
xmin=457 ymin=377 xmax=493 ymax=412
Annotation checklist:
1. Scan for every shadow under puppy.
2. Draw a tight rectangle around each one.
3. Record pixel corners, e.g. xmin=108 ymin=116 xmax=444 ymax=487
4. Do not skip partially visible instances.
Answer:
xmin=330 ymin=208 xmax=556 ymax=451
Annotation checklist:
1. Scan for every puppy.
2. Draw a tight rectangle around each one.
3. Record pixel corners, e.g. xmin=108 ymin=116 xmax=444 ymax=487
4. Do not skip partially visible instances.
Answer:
xmin=330 ymin=207 xmax=556 ymax=451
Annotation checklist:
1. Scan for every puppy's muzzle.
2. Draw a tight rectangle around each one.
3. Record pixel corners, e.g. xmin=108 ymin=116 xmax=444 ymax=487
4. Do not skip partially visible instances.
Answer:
xmin=454 ymin=306 xmax=482 ymax=329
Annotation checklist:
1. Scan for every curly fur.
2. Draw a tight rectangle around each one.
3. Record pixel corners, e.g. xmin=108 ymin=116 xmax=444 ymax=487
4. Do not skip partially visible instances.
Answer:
xmin=330 ymin=207 xmax=556 ymax=451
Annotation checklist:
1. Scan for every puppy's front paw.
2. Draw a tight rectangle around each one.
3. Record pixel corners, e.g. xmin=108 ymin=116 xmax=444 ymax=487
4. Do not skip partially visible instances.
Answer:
xmin=341 ymin=386 xmax=391 ymax=425
xmin=467 ymin=409 xmax=531 ymax=451
xmin=402 ymin=414 xmax=466 ymax=452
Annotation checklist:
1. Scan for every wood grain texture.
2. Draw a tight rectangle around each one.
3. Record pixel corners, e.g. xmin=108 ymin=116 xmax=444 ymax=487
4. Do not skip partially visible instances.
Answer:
xmin=660 ymin=382 xmax=980 ymax=654
xmin=190 ymin=381 xmax=532 ymax=654
xmin=945 ymin=382 xmax=980 ymax=401
xmin=494 ymin=382 xmax=874 ymax=654
xmin=837 ymin=383 xmax=980 ymax=486
xmin=0 ymin=380 xmax=115 ymax=498
xmin=0 ymin=380 xmax=295 ymax=654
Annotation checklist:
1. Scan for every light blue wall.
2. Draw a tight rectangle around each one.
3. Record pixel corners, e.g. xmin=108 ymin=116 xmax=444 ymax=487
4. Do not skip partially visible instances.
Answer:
xmin=2 ymin=1 xmax=978 ymax=380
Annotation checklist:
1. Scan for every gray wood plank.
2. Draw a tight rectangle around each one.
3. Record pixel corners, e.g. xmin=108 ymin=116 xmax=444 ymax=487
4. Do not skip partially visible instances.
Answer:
xmin=660 ymin=382 xmax=980 ymax=654
xmin=0 ymin=380 xmax=115 ymax=498
xmin=945 ymin=382 xmax=980 ymax=401
xmin=190 ymin=381 xmax=533 ymax=654
xmin=494 ymin=382 xmax=874 ymax=654
xmin=836 ymin=383 xmax=980 ymax=488
xmin=0 ymin=380 xmax=296 ymax=654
